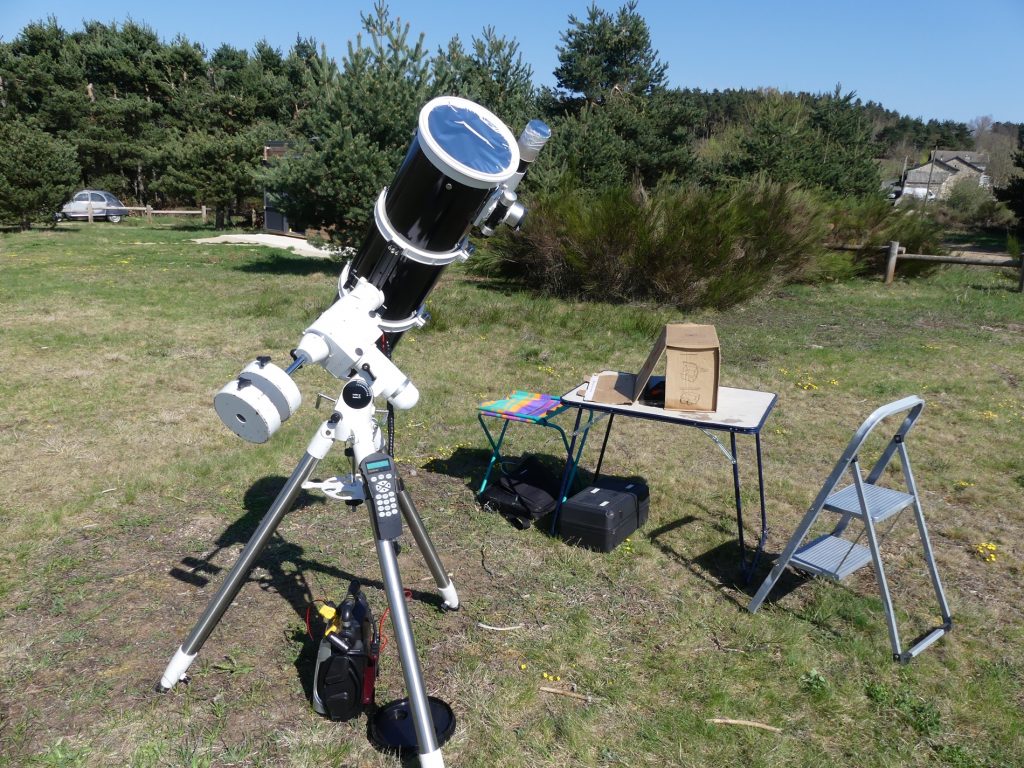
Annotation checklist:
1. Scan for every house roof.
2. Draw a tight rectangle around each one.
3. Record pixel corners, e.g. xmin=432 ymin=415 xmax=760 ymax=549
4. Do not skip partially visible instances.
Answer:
xmin=932 ymin=149 xmax=988 ymax=170
xmin=904 ymin=160 xmax=957 ymax=184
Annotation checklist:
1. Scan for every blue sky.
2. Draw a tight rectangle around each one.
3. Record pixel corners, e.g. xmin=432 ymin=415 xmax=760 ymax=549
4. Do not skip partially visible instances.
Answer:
xmin=3 ymin=0 xmax=1022 ymax=124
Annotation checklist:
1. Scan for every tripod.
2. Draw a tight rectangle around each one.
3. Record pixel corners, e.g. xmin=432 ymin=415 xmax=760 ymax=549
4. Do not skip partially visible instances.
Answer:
xmin=159 ymin=375 xmax=458 ymax=768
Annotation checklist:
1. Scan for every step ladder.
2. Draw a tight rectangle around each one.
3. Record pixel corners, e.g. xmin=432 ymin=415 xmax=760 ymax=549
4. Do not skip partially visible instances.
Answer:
xmin=747 ymin=396 xmax=952 ymax=663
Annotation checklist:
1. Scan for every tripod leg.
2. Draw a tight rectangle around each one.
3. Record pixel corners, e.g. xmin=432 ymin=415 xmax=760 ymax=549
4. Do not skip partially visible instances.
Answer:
xmin=376 ymin=538 xmax=445 ymax=768
xmin=397 ymin=487 xmax=459 ymax=610
xmin=158 ymin=451 xmax=321 ymax=691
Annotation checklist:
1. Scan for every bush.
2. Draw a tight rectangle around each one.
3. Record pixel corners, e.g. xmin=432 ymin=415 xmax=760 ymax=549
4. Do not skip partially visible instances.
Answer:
xmin=803 ymin=196 xmax=947 ymax=281
xmin=0 ymin=120 xmax=80 ymax=229
xmin=943 ymin=177 xmax=1016 ymax=229
xmin=485 ymin=176 xmax=827 ymax=309
xmin=883 ymin=202 xmax=945 ymax=254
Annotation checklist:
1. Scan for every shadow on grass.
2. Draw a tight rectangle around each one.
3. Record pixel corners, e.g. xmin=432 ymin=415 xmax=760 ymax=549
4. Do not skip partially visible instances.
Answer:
xmin=422 ymin=446 xmax=591 ymax=497
xmin=162 ymin=221 xmax=231 ymax=232
xmin=966 ymin=280 xmax=1024 ymax=293
xmin=646 ymin=515 xmax=748 ymax=602
xmin=11 ymin=224 xmax=85 ymax=234
xmin=168 ymin=474 xmax=448 ymax=703
xmin=421 ymin=446 xmax=503 ymax=496
xmin=235 ymin=251 xmax=342 ymax=277
xmin=645 ymin=510 xmax=816 ymax=611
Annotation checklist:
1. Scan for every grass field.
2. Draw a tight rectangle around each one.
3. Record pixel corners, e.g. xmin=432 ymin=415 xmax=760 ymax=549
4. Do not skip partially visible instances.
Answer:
xmin=1 ymin=220 xmax=1022 ymax=768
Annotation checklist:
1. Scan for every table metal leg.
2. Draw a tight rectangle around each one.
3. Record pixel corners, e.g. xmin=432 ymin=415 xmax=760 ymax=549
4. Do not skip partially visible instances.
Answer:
xmin=592 ymin=413 xmax=616 ymax=481
xmin=558 ymin=408 xmax=585 ymax=493
xmin=552 ymin=409 xmax=606 ymax=536
xmin=749 ymin=431 xmax=769 ymax=576
xmin=729 ymin=432 xmax=747 ymax=569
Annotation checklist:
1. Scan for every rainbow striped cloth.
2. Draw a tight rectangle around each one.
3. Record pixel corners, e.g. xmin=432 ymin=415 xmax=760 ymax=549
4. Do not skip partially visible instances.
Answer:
xmin=477 ymin=391 xmax=567 ymax=423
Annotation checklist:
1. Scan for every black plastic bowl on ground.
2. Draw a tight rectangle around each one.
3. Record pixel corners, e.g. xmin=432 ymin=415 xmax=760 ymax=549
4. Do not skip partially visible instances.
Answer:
xmin=368 ymin=696 xmax=456 ymax=756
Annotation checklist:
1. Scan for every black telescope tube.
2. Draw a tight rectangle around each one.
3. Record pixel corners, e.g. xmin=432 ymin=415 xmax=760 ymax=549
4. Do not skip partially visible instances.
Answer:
xmin=384 ymin=136 xmax=494 ymax=252
xmin=347 ymin=226 xmax=448 ymax=325
xmin=344 ymin=97 xmax=521 ymax=332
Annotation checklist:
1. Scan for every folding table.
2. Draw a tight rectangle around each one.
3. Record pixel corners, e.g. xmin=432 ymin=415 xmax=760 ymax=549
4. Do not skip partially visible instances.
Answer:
xmin=558 ymin=379 xmax=778 ymax=578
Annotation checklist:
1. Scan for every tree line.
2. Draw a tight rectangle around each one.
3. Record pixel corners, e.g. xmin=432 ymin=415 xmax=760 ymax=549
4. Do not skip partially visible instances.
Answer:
xmin=1 ymin=1 xmax=1021 ymax=237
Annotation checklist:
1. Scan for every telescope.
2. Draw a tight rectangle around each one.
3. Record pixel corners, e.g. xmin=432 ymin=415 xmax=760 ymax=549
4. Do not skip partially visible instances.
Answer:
xmin=159 ymin=96 xmax=550 ymax=768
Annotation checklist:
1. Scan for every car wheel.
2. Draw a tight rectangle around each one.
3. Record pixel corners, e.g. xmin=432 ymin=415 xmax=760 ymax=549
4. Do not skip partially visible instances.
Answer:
xmin=107 ymin=214 xmax=122 ymax=223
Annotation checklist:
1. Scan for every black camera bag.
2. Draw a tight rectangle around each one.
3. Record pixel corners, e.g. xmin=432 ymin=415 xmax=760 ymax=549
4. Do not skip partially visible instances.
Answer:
xmin=479 ymin=456 xmax=562 ymax=529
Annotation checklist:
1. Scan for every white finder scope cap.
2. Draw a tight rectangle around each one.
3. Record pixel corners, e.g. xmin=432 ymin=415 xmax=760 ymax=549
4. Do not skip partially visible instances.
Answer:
xmin=214 ymin=359 xmax=302 ymax=443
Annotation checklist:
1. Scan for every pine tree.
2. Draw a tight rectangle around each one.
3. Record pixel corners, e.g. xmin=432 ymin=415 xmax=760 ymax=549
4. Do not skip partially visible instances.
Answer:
xmin=0 ymin=120 xmax=80 ymax=228
xmin=433 ymin=27 xmax=537 ymax=131
xmin=542 ymin=2 xmax=693 ymax=190
xmin=264 ymin=2 xmax=439 ymax=241
xmin=553 ymin=0 xmax=667 ymax=106
xmin=1000 ymin=149 xmax=1024 ymax=224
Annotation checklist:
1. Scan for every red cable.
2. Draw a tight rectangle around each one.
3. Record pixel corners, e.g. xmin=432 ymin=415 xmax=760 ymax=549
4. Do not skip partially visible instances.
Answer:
xmin=305 ymin=599 xmax=327 ymax=640
xmin=376 ymin=588 xmax=413 ymax=662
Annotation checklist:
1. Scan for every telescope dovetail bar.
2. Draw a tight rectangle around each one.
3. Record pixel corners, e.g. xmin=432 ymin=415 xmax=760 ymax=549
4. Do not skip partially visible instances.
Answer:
xmin=160 ymin=97 xmax=550 ymax=768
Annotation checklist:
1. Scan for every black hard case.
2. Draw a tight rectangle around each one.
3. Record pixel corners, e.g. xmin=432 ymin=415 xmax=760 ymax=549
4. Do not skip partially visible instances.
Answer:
xmin=592 ymin=476 xmax=650 ymax=519
xmin=557 ymin=485 xmax=648 ymax=552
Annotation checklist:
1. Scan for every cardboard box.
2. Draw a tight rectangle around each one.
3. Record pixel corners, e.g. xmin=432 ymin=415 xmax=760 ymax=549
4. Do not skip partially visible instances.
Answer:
xmin=587 ymin=324 xmax=720 ymax=412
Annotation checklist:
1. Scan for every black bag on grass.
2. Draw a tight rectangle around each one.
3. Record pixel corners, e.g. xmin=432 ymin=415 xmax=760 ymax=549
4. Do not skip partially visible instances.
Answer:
xmin=479 ymin=456 xmax=561 ymax=529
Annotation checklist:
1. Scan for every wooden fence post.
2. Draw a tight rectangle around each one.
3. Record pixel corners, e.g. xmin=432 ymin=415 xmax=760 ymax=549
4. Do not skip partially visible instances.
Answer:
xmin=884 ymin=240 xmax=900 ymax=285
xmin=87 ymin=202 xmax=93 ymax=224
xmin=146 ymin=205 xmax=153 ymax=225
xmin=201 ymin=205 xmax=207 ymax=224
xmin=1017 ymin=256 xmax=1023 ymax=294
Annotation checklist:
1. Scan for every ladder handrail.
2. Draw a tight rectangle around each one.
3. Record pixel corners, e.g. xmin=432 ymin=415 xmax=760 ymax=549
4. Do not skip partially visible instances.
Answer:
xmin=804 ymin=396 xmax=924 ymax=518
xmin=863 ymin=397 xmax=924 ymax=485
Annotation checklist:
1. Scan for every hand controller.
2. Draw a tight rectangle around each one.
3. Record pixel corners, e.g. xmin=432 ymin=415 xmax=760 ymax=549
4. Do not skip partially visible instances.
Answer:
xmin=359 ymin=453 xmax=403 ymax=540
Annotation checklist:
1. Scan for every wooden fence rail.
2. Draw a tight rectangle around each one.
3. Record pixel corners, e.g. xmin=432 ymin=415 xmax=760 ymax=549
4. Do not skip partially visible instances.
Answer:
xmin=884 ymin=240 xmax=1023 ymax=293
xmin=77 ymin=204 xmax=207 ymax=224
xmin=123 ymin=205 xmax=208 ymax=224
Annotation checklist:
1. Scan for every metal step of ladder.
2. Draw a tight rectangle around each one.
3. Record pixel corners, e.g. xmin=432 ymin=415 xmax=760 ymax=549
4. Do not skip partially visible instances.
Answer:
xmin=747 ymin=396 xmax=953 ymax=663
xmin=791 ymin=534 xmax=872 ymax=580
xmin=824 ymin=483 xmax=915 ymax=522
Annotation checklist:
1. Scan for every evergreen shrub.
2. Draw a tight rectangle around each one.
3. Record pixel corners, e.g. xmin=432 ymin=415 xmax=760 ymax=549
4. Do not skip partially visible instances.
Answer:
xmin=803 ymin=196 xmax=947 ymax=281
xmin=484 ymin=176 xmax=827 ymax=309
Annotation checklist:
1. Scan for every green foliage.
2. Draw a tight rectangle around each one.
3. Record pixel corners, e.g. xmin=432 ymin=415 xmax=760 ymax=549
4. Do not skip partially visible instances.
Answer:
xmin=810 ymin=195 xmax=945 ymax=279
xmin=0 ymin=6 xmax=1013 ymax=281
xmin=540 ymin=2 xmax=692 ymax=191
xmin=155 ymin=126 xmax=272 ymax=227
xmin=884 ymin=202 xmax=946 ymax=254
xmin=263 ymin=2 xmax=438 ymax=241
xmin=865 ymin=681 xmax=942 ymax=737
xmin=943 ymin=177 xmax=1016 ymax=229
xmin=553 ymin=0 xmax=667 ymax=105
xmin=826 ymin=195 xmax=897 ymax=248
xmin=485 ymin=176 xmax=826 ymax=308
xmin=712 ymin=88 xmax=880 ymax=197
xmin=997 ymin=149 xmax=1024 ymax=225
xmin=433 ymin=27 xmax=538 ymax=130
xmin=0 ymin=120 xmax=80 ymax=228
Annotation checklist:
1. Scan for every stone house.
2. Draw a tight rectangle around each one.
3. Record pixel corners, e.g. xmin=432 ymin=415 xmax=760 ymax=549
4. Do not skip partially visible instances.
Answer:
xmin=901 ymin=150 xmax=990 ymax=200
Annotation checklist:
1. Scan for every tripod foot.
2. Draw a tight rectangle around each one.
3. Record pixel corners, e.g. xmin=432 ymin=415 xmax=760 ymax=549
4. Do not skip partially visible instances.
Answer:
xmin=439 ymin=581 xmax=459 ymax=611
xmin=419 ymin=748 xmax=445 ymax=768
xmin=159 ymin=646 xmax=197 ymax=692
